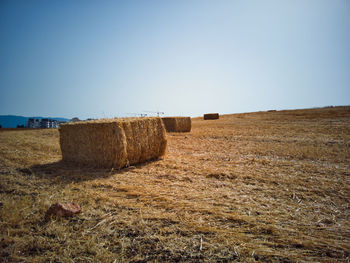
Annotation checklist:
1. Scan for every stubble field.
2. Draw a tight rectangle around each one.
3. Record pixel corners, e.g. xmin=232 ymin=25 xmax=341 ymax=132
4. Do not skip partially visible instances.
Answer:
xmin=0 ymin=106 xmax=349 ymax=262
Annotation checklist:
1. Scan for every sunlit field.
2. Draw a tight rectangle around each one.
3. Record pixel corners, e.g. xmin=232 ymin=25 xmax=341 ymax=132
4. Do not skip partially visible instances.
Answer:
xmin=1 ymin=106 xmax=349 ymax=262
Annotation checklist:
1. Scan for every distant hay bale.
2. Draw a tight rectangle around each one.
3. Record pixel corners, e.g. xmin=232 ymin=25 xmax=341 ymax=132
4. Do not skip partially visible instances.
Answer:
xmin=203 ymin=113 xmax=219 ymax=120
xmin=59 ymin=118 xmax=167 ymax=168
xmin=161 ymin=117 xmax=191 ymax=132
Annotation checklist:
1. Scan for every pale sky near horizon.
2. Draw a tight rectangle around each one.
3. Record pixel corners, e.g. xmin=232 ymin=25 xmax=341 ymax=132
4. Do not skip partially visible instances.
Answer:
xmin=1 ymin=0 xmax=349 ymax=119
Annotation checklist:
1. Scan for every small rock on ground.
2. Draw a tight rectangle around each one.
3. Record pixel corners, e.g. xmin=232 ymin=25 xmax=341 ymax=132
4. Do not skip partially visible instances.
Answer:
xmin=45 ymin=202 xmax=81 ymax=220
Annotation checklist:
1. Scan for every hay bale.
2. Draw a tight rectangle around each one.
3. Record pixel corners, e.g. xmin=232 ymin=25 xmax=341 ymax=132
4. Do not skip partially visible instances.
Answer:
xmin=161 ymin=117 xmax=191 ymax=132
xmin=203 ymin=113 xmax=219 ymax=120
xmin=59 ymin=118 xmax=167 ymax=168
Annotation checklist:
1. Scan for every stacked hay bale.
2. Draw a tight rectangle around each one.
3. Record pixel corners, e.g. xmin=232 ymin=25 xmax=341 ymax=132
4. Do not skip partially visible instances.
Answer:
xmin=59 ymin=118 xmax=167 ymax=168
xmin=203 ymin=113 xmax=219 ymax=120
xmin=161 ymin=117 xmax=191 ymax=132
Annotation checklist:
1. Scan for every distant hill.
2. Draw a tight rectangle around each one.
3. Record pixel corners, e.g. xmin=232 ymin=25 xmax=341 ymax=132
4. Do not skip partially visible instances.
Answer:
xmin=0 ymin=115 xmax=70 ymax=128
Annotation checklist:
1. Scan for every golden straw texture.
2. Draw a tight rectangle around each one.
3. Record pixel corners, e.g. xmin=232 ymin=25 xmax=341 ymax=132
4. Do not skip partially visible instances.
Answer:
xmin=162 ymin=117 xmax=191 ymax=132
xmin=203 ymin=113 xmax=219 ymax=120
xmin=59 ymin=118 xmax=167 ymax=168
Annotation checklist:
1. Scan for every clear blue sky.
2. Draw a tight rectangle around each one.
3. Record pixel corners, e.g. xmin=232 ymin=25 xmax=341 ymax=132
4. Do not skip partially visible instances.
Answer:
xmin=1 ymin=0 xmax=349 ymax=119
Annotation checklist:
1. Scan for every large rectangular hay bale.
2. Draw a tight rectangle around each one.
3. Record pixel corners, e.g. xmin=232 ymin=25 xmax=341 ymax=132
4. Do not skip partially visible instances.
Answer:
xmin=59 ymin=118 xmax=167 ymax=168
xmin=203 ymin=113 xmax=219 ymax=120
xmin=161 ymin=117 xmax=191 ymax=132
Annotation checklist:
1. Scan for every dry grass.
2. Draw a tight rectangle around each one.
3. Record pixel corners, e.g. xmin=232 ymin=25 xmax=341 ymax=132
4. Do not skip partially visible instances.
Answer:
xmin=60 ymin=117 xmax=167 ymax=169
xmin=204 ymin=113 xmax=219 ymax=120
xmin=0 ymin=106 xmax=349 ymax=262
xmin=162 ymin=117 xmax=191 ymax=132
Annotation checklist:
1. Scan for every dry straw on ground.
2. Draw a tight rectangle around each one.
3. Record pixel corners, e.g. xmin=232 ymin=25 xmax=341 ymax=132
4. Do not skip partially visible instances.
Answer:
xmin=204 ymin=113 xmax=219 ymax=120
xmin=162 ymin=117 xmax=191 ymax=132
xmin=0 ymin=106 xmax=349 ymax=262
xmin=59 ymin=117 xmax=167 ymax=168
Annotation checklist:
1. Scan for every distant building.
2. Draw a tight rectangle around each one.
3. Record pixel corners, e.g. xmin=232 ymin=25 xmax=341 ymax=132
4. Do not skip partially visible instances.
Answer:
xmin=27 ymin=118 xmax=41 ymax=128
xmin=40 ymin=118 xmax=59 ymax=128
xmin=27 ymin=118 xmax=59 ymax=128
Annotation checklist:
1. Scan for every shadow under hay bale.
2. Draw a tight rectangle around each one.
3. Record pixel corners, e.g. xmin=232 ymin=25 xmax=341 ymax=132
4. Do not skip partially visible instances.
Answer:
xmin=203 ymin=113 xmax=219 ymax=120
xmin=30 ymin=159 xmax=153 ymax=184
xmin=59 ymin=118 xmax=167 ymax=169
xmin=161 ymin=117 xmax=191 ymax=132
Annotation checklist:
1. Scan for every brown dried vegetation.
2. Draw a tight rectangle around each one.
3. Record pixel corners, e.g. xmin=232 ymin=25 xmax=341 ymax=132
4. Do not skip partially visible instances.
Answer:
xmin=0 ymin=106 xmax=349 ymax=262
xmin=162 ymin=117 xmax=191 ymax=132
xmin=60 ymin=117 xmax=167 ymax=169
xmin=204 ymin=113 xmax=220 ymax=120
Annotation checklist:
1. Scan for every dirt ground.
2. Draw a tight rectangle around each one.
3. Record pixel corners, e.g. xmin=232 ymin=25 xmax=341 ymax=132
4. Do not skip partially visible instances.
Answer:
xmin=1 ymin=106 xmax=349 ymax=262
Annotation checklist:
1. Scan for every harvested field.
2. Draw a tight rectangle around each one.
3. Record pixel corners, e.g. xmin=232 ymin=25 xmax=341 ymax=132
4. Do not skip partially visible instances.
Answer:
xmin=162 ymin=117 xmax=191 ymax=132
xmin=0 ymin=106 xmax=349 ymax=262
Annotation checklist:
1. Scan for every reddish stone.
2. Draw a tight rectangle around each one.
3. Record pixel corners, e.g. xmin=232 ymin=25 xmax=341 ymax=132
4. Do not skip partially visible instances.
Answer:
xmin=45 ymin=202 xmax=81 ymax=220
